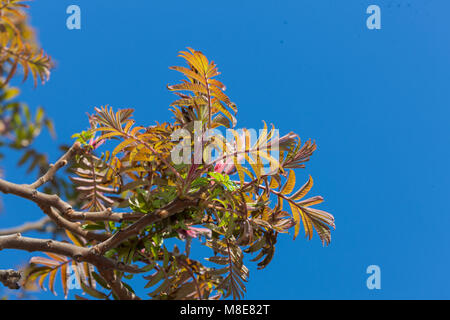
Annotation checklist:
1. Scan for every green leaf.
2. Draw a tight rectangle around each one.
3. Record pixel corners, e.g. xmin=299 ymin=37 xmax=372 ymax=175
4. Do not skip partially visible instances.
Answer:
xmin=80 ymin=282 xmax=109 ymax=300
xmin=91 ymin=272 xmax=110 ymax=290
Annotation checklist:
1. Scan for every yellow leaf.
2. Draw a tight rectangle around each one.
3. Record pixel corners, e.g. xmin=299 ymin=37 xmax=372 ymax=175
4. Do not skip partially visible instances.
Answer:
xmin=280 ymin=170 xmax=296 ymax=195
xmin=257 ymin=150 xmax=280 ymax=174
xmin=65 ymin=230 xmax=82 ymax=247
xmin=212 ymin=100 xmax=236 ymax=127
xmin=169 ymin=66 xmax=206 ymax=85
xmin=71 ymin=261 xmax=82 ymax=286
xmin=130 ymin=126 xmax=146 ymax=136
xmin=94 ymin=127 xmax=118 ymax=133
xmin=112 ymin=138 xmax=136 ymax=157
xmin=129 ymin=144 xmax=147 ymax=163
xmin=234 ymin=157 xmax=245 ymax=186
xmin=49 ymin=268 xmax=58 ymax=295
xmin=303 ymin=207 xmax=335 ymax=228
xmin=61 ymin=263 xmax=68 ymax=299
xmin=131 ymin=153 xmax=154 ymax=162
xmin=210 ymin=86 xmax=231 ymax=105
xmin=99 ymin=131 xmax=122 ymax=140
xmin=269 ymin=176 xmax=280 ymax=189
xmin=168 ymin=82 xmax=207 ymax=95
xmin=289 ymin=202 xmax=301 ymax=239
xmin=123 ymin=120 xmax=135 ymax=134
xmin=255 ymin=121 xmax=268 ymax=149
xmin=290 ymin=175 xmax=313 ymax=201
xmin=83 ymin=262 xmax=91 ymax=286
xmin=179 ymin=48 xmax=209 ymax=75
xmin=39 ymin=272 xmax=49 ymax=290
xmin=209 ymin=79 xmax=225 ymax=90
xmin=242 ymin=166 xmax=254 ymax=180
xmin=45 ymin=252 xmax=67 ymax=263
xmin=297 ymin=196 xmax=324 ymax=207
xmin=275 ymin=195 xmax=283 ymax=211
xmin=252 ymin=155 xmax=264 ymax=179
xmin=300 ymin=208 xmax=313 ymax=240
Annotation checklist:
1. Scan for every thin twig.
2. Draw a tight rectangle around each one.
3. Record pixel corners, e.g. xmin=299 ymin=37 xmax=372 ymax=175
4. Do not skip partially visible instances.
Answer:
xmin=29 ymin=142 xmax=81 ymax=189
xmin=0 ymin=234 xmax=140 ymax=274
xmin=0 ymin=216 xmax=51 ymax=236
xmin=92 ymin=197 xmax=198 ymax=255
xmin=0 ymin=269 xmax=21 ymax=290
xmin=0 ymin=178 xmax=109 ymax=242
xmin=67 ymin=209 xmax=144 ymax=223
xmin=98 ymin=268 xmax=140 ymax=300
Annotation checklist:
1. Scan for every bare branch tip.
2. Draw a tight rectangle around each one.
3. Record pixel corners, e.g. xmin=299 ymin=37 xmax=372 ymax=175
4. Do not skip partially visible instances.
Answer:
xmin=73 ymin=141 xmax=82 ymax=150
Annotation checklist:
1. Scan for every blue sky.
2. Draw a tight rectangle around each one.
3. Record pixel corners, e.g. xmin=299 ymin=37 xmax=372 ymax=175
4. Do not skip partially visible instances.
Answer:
xmin=1 ymin=0 xmax=450 ymax=299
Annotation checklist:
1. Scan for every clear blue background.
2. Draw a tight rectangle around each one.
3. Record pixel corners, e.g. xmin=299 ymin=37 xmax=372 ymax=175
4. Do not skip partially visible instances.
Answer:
xmin=1 ymin=0 xmax=449 ymax=299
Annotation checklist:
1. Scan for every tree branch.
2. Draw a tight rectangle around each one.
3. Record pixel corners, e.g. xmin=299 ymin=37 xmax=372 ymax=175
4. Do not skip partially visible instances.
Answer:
xmin=0 ymin=178 xmax=109 ymax=242
xmin=93 ymin=197 xmax=199 ymax=255
xmin=0 ymin=216 xmax=52 ymax=236
xmin=0 ymin=269 xmax=21 ymax=290
xmin=29 ymin=142 xmax=81 ymax=189
xmin=44 ymin=206 xmax=109 ymax=242
xmin=0 ymin=234 xmax=141 ymax=274
xmin=67 ymin=208 xmax=144 ymax=223
xmin=0 ymin=177 xmax=73 ymax=215
xmin=99 ymin=268 xmax=140 ymax=300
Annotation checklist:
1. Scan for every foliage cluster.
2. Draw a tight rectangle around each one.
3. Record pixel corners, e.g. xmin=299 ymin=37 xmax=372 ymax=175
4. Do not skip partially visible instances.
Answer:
xmin=0 ymin=1 xmax=334 ymax=300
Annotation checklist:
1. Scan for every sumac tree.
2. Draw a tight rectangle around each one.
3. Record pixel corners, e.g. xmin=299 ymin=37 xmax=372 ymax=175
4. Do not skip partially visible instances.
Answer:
xmin=0 ymin=1 xmax=334 ymax=300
